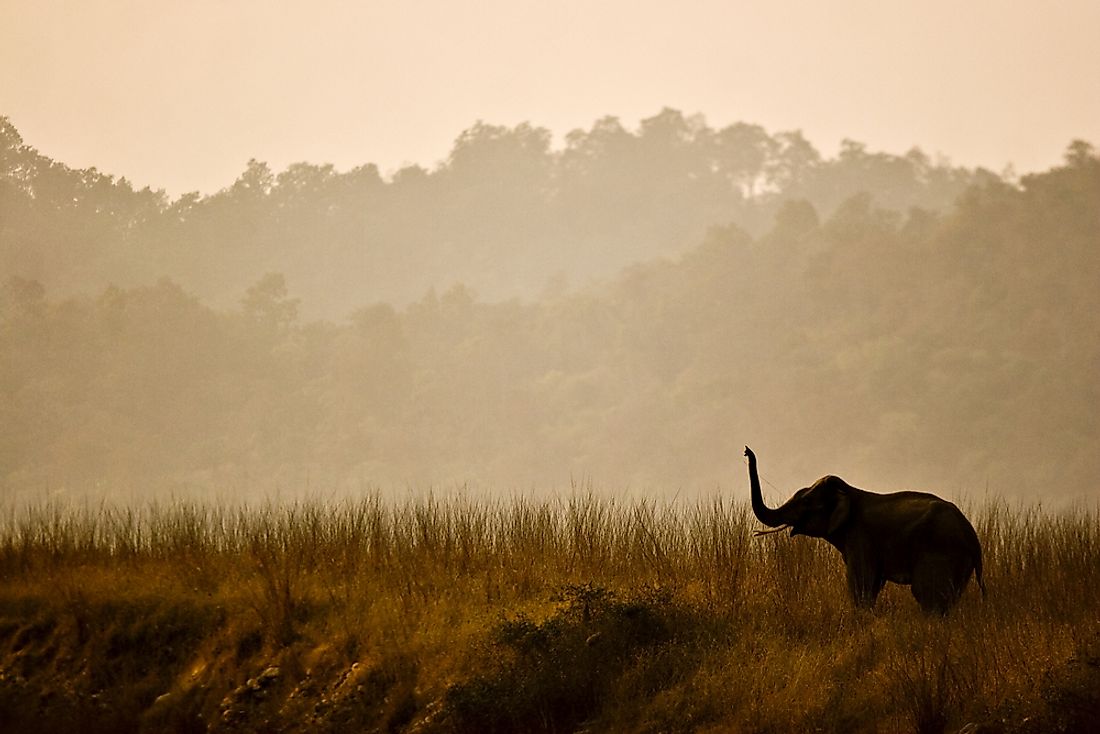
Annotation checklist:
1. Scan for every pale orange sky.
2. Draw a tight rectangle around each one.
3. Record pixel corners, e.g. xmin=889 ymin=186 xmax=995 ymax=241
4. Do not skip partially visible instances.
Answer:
xmin=2 ymin=0 xmax=1098 ymax=196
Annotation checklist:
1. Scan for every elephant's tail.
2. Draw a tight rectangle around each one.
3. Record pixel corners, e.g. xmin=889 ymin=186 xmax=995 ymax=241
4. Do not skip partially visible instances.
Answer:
xmin=975 ymin=546 xmax=987 ymax=598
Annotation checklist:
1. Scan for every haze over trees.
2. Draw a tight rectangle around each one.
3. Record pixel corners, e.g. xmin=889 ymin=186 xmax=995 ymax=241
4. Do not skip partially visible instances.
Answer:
xmin=2 ymin=110 xmax=990 ymax=315
xmin=1 ymin=112 xmax=1097 ymax=503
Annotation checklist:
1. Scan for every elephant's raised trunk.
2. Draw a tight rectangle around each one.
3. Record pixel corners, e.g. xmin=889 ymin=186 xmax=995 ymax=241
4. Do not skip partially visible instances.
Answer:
xmin=746 ymin=447 xmax=787 ymax=528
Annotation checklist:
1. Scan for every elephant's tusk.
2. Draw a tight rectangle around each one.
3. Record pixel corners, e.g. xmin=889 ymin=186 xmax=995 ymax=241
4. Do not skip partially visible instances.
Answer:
xmin=753 ymin=525 xmax=792 ymax=537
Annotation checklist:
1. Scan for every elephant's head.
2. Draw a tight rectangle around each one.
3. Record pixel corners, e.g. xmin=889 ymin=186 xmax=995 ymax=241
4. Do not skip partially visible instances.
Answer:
xmin=745 ymin=446 xmax=852 ymax=539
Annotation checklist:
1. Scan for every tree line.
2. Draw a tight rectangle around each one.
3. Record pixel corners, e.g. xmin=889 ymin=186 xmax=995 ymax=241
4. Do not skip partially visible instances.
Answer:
xmin=1 ymin=129 xmax=1096 ymax=502
xmin=2 ymin=110 xmax=993 ymax=318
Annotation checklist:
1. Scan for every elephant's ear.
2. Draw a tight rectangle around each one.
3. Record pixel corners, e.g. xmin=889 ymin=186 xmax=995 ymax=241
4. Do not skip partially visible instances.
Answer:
xmin=827 ymin=487 xmax=851 ymax=535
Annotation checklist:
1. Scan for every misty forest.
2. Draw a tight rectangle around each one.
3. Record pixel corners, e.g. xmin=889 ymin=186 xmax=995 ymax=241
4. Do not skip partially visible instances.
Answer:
xmin=2 ymin=111 xmax=1098 ymax=502
xmin=3 ymin=111 xmax=1100 ymax=733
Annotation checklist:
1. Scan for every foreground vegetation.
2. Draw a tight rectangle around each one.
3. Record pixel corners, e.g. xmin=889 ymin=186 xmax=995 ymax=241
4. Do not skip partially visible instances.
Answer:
xmin=0 ymin=494 xmax=1098 ymax=733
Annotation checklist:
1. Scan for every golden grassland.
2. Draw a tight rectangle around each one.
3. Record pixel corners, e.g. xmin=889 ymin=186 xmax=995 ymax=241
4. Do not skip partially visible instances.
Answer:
xmin=0 ymin=494 xmax=1098 ymax=733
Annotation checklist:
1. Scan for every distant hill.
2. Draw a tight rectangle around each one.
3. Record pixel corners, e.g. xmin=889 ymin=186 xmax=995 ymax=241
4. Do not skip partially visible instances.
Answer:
xmin=2 ymin=129 xmax=1097 ymax=501
xmin=2 ymin=111 xmax=994 ymax=318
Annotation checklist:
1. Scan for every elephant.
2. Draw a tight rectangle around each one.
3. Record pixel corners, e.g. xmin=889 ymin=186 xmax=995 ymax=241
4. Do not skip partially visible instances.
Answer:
xmin=745 ymin=446 xmax=985 ymax=614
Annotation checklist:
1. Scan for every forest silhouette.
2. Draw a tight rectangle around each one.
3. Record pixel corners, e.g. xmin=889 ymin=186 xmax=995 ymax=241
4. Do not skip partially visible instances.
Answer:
xmin=1 ymin=113 xmax=1097 ymax=502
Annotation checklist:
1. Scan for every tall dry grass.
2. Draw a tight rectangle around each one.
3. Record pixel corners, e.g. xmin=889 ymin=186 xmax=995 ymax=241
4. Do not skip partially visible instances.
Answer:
xmin=0 ymin=493 xmax=1097 ymax=732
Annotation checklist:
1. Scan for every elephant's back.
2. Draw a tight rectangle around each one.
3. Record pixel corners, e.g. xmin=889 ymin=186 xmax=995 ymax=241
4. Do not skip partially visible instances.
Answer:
xmin=863 ymin=490 xmax=980 ymax=552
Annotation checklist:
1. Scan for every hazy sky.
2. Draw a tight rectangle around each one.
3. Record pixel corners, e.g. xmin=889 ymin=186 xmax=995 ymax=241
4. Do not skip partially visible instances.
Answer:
xmin=3 ymin=0 xmax=1098 ymax=196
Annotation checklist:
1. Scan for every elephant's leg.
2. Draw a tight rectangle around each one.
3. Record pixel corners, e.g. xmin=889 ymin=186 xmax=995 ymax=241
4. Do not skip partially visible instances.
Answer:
xmin=911 ymin=554 xmax=963 ymax=614
xmin=845 ymin=561 xmax=884 ymax=609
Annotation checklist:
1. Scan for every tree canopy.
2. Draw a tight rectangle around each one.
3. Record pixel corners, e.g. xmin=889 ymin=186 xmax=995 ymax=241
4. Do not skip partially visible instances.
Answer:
xmin=1 ymin=111 xmax=995 ymax=317
xmin=1 ymin=114 xmax=1096 ymax=503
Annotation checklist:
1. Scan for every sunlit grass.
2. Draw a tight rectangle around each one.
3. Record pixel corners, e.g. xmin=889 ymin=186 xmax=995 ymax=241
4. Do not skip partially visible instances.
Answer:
xmin=0 ymin=494 xmax=1098 ymax=732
